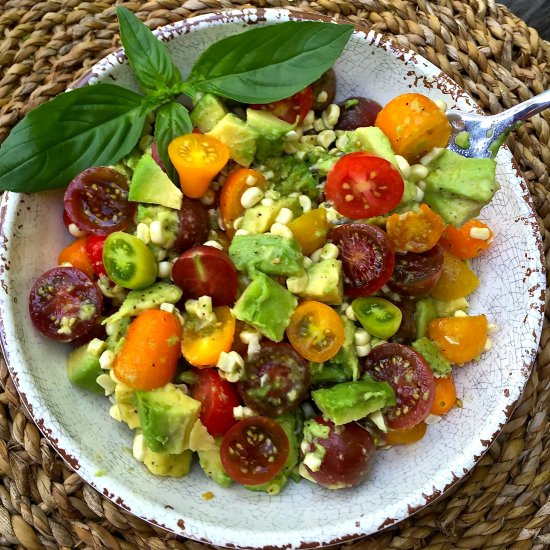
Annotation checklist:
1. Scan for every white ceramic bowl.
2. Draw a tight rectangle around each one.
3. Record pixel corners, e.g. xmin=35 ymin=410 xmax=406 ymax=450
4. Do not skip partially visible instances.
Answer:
xmin=0 ymin=8 xmax=545 ymax=549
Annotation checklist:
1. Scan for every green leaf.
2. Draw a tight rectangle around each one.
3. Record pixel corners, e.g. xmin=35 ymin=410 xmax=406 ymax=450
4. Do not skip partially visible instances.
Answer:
xmin=154 ymin=102 xmax=192 ymax=183
xmin=188 ymin=21 xmax=353 ymax=104
xmin=0 ymin=84 xmax=147 ymax=192
xmin=116 ymin=6 xmax=182 ymax=93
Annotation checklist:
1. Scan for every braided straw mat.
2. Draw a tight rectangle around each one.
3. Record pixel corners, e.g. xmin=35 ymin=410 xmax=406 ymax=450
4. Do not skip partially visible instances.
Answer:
xmin=0 ymin=0 xmax=549 ymax=548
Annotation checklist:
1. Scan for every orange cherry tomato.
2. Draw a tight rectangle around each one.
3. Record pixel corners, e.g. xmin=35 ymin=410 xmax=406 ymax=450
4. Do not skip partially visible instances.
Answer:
xmin=439 ymin=219 xmax=493 ymax=260
xmin=58 ymin=237 xmax=94 ymax=277
xmin=375 ymin=93 xmax=451 ymax=163
xmin=287 ymin=209 xmax=331 ymax=256
xmin=386 ymin=204 xmax=445 ymax=253
xmin=286 ymin=301 xmax=345 ymax=362
xmin=428 ymin=315 xmax=488 ymax=364
xmin=220 ymin=168 xmax=266 ymax=237
xmin=430 ymin=374 xmax=457 ymax=415
xmin=182 ymin=306 xmax=235 ymax=367
xmin=385 ymin=422 xmax=427 ymax=445
xmin=114 ymin=309 xmax=181 ymax=390
xmin=429 ymin=249 xmax=479 ymax=300
xmin=168 ymin=134 xmax=229 ymax=199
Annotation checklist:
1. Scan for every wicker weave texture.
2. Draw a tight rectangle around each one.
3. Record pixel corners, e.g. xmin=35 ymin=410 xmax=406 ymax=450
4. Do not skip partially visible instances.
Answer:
xmin=0 ymin=0 xmax=549 ymax=548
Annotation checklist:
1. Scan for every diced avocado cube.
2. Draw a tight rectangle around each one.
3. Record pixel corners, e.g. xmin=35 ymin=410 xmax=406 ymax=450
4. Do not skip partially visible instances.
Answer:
xmin=143 ymin=443 xmax=193 ymax=477
xmin=309 ymin=362 xmax=350 ymax=385
xmin=136 ymin=384 xmax=201 ymax=454
xmin=229 ymin=234 xmax=304 ymax=277
xmin=190 ymin=93 xmax=228 ymax=133
xmin=114 ymin=383 xmax=140 ymax=429
xmin=240 ymin=203 xmax=281 ymax=234
xmin=412 ymin=337 xmax=452 ymax=378
xmin=298 ymin=259 xmax=343 ymax=305
xmin=414 ymin=297 xmax=438 ymax=338
xmin=433 ymin=297 xmax=469 ymax=317
xmin=208 ymin=113 xmax=257 ymax=167
xmin=129 ymin=153 xmax=183 ymax=210
xmin=198 ymin=438 xmax=233 ymax=488
xmin=392 ymin=179 xmax=419 ymax=214
xmin=312 ymin=379 xmax=396 ymax=426
xmin=66 ymin=345 xmax=103 ymax=394
xmin=354 ymin=127 xmax=397 ymax=166
xmin=261 ymin=156 xmax=318 ymax=199
xmin=247 ymin=109 xmax=293 ymax=162
xmin=232 ymin=272 xmax=297 ymax=342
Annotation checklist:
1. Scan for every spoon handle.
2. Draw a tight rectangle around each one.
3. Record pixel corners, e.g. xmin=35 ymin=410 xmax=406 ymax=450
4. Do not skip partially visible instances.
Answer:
xmin=494 ymin=89 xmax=550 ymax=127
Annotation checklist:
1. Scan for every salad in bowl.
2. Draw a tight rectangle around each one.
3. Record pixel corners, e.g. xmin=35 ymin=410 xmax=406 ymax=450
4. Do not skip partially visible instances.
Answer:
xmin=0 ymin=7 xmax=544 ymax=548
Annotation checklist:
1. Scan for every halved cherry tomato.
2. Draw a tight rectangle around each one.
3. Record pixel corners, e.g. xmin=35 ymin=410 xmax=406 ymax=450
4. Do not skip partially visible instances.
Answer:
xmin=85 ymin=235 xmax=107 ymax=276
xmin=325 ymin=153 xmax=404 ymax=219
xmin=220 ymin=168 xmax=266 ymax=237
xmin=385 ymin=422 xmax=427 ymax=445
xmin=58 ymin=238 xmax=94 ymax=277
xmin=287 ymin=301 xmax=345 ymax=362
xmin=220 ymin=416 xmax=289 ymax=485
xmin=375 ymin=93 xmax=451 ymax=162
xmin=168 ymin=134 xmax=229 ymax=199
xmin=386 ymin=205 xmax=445 ymax=253
xmin=191 ymin=369 xmax=241 ymax=437
xmin=429 ymin=249 xmax=479 ymax=300
xmin=174 ymin=198 xmax=210 ymax=252
xmin=113 ymin=309 xmax=181 ymax=390
xmin=352 ymin=297 xmax=402 ymax=340
xmin=250 ymin=86 xmax=313 ymax=124
xmin=181 ymin=306 xmax=235 ymax=367
xmin=431 ymin=374 xmax=457 ymax=415
xmin=439 ymin=219 xmax=493 ymax=260
xmin=428 ymin=315 xmax=488 ymax=364
xmin=287 ymin=209 xmax=330 ymax=256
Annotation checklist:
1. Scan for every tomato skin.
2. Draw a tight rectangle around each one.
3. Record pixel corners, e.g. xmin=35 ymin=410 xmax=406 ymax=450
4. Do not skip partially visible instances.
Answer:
xmin=429 ymin=249 xmax=479 ymax=300
xmin=250 ymin=86 xmax=313 ymax=124
xmin=336 ymin=97 xmax=382 ymax=130
xmin=191 ymin=369 xmax=241 ymax=436
xmin=439 ymin=219 xmax=493 ymax=260
xmin=431 ymin=374 xmax=456 ymax=415
xmin=352 ymin=297 xmax=402 ymax=340
xmin=325 ymin=153 xmax=404 ymax=219
xmin=174 ymin=198 xmax=210 ymax=253
xmin=58 ymin=238 xmax=94 ymax=277
xmin=85 ymin=235 xmax=107 ymax=276
xmin=385 ymin=422 xmax=427 ymax=445
xmin=220 ymin=416 xmax=289 ymax=485
xmin=286 ymin=301 xmax=345 ymax=362
xmin=287 ymin=209 xmax=330 ymax=256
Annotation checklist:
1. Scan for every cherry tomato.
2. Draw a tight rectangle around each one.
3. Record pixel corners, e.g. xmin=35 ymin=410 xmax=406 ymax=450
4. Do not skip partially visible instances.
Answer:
xmin=311 ymin=69 xmax=336 ymax=111
xmin=58 ymin=237 xmax=94 ymax=277
xmin=428 ymin=315 xmax=488 ymax=364
xmin=287 ymin=209 xmax=330 ymax=256
xmin=363 ymin=343 xmax=435 ymax=429
xmin=286 ymin=301 xmax=345 ymax=362
xmin=388 ymin=245 xmax=444 ymax=297
xmin=174 ymin=198 xmax=210 ymax=252
xmin=29 ymin=267 xmax=103 ymax=342
xmin=220 ymin=416 xmax=289 ymax=485
xmin=389 ymin=298 xmax=417 ymax=345
xmin=385 ymin=422 xmax=427 ymax=445
xmin=431 ymin=374 xmax=457 ymax=415
xmin=429 ymin=249 xmax=479 ymax=300
xmin=439 ymin=219 xmax=493 ymax=260
xmin=85 ymin=235 xmax=107 ymax=276
xmin=329 ymin=224 xmax=395 ymax=296
xmin=336 ymin=97 xmax=382 ymax=130
xmin=375 ymin=93 xmax=451 ymax=163
xmin=150 ymin=142 xmax=166 ymax=172
xmin=181 ymin=306 xmax=235 ymax=367
xmin=352 ymin=297 xmax=402 ymax=340
xmin=238 ymin=344 xmax=310 ymax=417
xmin=172 ymin=245 xmax=238 ymax=306
xmin=386 ymin=205 xmax=445 ymax=253
xmin=191 ymin=369 xmax=241 ymax=436
xmin=168 ymin=134 xmax=229 ymax=199
xmin=250 ymin=86 xmax=313 ymax=124
xmin=325 ymin=153 xmax=404 ymax=219
xmin=220 ymin=168 xmax=266 ymax=237
xmin=64 ymin=167 xmax=135 ymax=236
xmin=302 ymin=417 xmax=374 ymax=489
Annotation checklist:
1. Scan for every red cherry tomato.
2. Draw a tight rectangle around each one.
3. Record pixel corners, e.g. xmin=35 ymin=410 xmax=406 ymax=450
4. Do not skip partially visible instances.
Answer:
xmin=191 ymin=369 xmax=241 ymax=437
xmin=28 ymin=267 xmax=103 ymax=342
xmin=328 ymin=223 xmax=395 ymax=296
xmin=336 ymin=97 xmax=382 ymax=130
xmin=64 ymin=167 xmax=135 ymax=236
xmin=363 ymin=343 xmax=435 ymax=429
xmin=85 ymin=235 xmax=107 ymax=276
xmin=220 ymin=416 xmax=289 ymax=485
xmin=325 ymin=153 xmax=404 ymax=219
xmin=171 ymin=245 xmax=238 ymax=306
xmin=174 ymin=198 xmax=210 ymax=253
xmin=250 ymin=86 xmax=313 ymax=125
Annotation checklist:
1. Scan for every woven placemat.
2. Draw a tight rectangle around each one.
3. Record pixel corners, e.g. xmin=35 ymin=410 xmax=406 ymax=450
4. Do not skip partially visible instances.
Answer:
xmin=0 ymin=0 xmax=549 ymax=548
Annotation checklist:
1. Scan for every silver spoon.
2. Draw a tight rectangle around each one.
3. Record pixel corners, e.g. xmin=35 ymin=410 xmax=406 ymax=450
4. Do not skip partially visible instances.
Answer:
xmin=446 ymin=89 xmax=550 ymax=158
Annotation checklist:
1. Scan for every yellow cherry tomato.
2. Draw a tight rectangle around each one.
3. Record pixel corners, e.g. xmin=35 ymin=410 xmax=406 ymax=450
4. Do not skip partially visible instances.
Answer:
xmin=288 ymin=209 xmax=331 ymax=256
xmin=429 ymin=249 xmax=479 ymax=300
xmin=385 ymin=422 xmax=427 ymax=445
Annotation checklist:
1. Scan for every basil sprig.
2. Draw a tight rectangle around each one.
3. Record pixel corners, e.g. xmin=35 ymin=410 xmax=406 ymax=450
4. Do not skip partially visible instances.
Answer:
xmin=0 ymin=9 xmax=353 ymax=193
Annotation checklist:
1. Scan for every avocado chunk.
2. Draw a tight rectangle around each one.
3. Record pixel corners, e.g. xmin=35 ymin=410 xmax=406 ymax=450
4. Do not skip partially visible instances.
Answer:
xmin=414 ymin=297 xmax=438 ymax=338
xmin=129 ymin=153 xmax=183 ymax=210
xmin=232 ymin=271 xmax=297 ymax=342
xmin=105 ymin=316 xmax=131 ymax=353
xmin=260 ymin=156 xmax=318 ymax=199
xmin=66 ymin=345 xmax=103 ymax=394
xmin=208 ymin=113 xmax=257 ymax=167
xmin=247 ymin=109 xmax=293 ymax=161
xmin=412 ymin=337 xmax=452 ymax=378
xmin=423 ymin=149 xmax=498 ymax=226
xmin=311 ymin=378 xmax=396 ymax=426
xmin=142 ymin=440 xmax=193 ymax=477
xmin=433 ymin=296 xmax=469 ymax=317
xmin=298 ymin=259 xmax=343 ymax=305
xmin=229 ymin=234 xmax=304 ymax=277
xmin=190 ymin=93 xmax=228 ymax=133
xmin=114 ymin=383 xmax=140 ymax=429
xmin=337 ymin=127 xmax=397 ymax=165
xmin=240 ymin=195 xmax=302 ymax=234
xmin=309 ymin=362 xmax=350 ymax=385
xmin=136 ymin=204 xmax=179 ymax=248
xmin=198 ymin=437 xmax=233 ymax=488
xmin=136 ymin=384 xmax=201 ymax=454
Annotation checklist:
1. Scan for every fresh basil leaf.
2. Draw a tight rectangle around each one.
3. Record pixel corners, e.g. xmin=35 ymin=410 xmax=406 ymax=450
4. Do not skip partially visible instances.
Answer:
xmin=0 ymin=84 xmax=147 ymax=192
xmin=188 ymin=21 xmax=353 ymax=104
xmin=117 ymin=6 xmax=182 ymax=94
xmin=155 ymin=102 xmax=192 ymax=183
